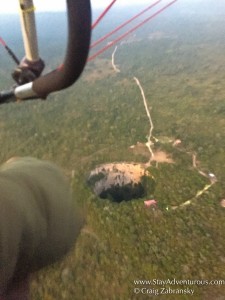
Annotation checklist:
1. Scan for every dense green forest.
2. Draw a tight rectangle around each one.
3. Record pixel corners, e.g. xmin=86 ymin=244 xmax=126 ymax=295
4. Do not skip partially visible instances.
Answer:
xmin=1 ymin=1 xmax=225 ymax=299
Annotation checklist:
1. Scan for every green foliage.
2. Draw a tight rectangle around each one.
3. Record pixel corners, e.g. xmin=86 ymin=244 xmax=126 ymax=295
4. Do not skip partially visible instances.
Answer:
xmin=140 ymin=174 xmax=156 ymax=198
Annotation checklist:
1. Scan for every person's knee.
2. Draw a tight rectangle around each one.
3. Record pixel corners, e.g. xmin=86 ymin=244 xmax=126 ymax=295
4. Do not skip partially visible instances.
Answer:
xmin=0 ymin=157 xmax=84 ymax=297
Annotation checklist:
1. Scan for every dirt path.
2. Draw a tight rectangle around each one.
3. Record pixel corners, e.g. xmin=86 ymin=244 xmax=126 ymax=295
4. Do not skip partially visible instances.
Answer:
xmin=109 ymin=45 xmax=218 ymax=209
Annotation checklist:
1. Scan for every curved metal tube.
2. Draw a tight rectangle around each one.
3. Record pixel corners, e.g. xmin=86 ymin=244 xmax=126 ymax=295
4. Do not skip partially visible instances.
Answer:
xmin=15 ymin=0 xmax=91 ymax=100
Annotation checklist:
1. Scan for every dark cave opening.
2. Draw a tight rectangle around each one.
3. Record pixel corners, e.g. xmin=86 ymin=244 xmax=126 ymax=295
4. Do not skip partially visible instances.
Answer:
xmin=99 ymin=181 xmax=147 ymax=203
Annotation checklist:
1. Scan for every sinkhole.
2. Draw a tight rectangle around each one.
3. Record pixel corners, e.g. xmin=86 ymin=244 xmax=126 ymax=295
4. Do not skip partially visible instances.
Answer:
xmin=87 ymin=162 xmax=155 ymax=203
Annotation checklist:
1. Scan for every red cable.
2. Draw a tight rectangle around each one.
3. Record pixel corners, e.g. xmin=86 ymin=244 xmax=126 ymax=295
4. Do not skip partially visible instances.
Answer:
xmin=90 ymin=0 xmax=162 ymax=49
xmin=88 ymin=0 xmax=178 ymax=62
xmin=92 ymin=0 xmax=117 ymax=30
xmin=0 ymin=37 xmax=6 ymax=47
xmin=0 ymin=36 xmax=20 ymax=64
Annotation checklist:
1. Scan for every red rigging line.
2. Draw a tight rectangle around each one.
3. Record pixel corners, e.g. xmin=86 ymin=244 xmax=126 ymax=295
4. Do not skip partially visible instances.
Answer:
xmin=88 ymin=0 xmax=178 ymax=62
xmin=0 ymin=37 xmax=6 ymax=47
xmin=92 ymin=0 xmax=117 ymax=30
xmin=90 ymin=0 xmax=162 ymax=49
xmin=0 ymin=36 xmax=20 ymax=65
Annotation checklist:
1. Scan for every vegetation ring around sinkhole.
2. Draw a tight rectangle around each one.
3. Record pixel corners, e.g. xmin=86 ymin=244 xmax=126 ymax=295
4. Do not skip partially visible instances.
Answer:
xmin=87 ymin=162 xmax=156 ymax=203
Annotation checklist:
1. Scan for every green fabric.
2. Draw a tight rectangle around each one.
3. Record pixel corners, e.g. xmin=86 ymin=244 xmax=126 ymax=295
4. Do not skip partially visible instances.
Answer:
xmin=0 ymin=157 xmax=84 ymax=293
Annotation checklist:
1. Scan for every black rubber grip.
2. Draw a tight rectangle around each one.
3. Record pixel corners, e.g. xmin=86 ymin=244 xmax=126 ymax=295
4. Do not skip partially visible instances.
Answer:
xmin=32 ymin=0 xmax=91 ymax=98
xmin=0 ymin=90 xmax=15 ymax=103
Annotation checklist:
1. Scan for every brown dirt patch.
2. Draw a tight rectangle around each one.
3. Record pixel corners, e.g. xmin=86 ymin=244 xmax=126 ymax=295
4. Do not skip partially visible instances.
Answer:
xmin=130 ymin=143 xmax=174 ymax=164
xmin=83 ymin=59 xmax=115 ymax=82
xmin=151 ymin=150 xmax=174 ymax=164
